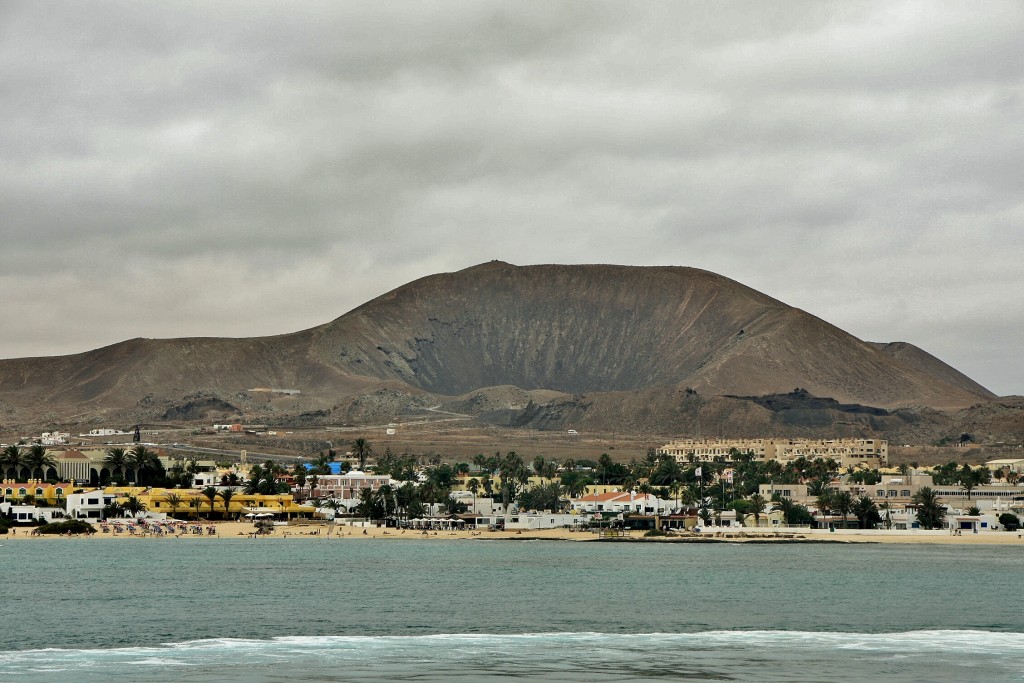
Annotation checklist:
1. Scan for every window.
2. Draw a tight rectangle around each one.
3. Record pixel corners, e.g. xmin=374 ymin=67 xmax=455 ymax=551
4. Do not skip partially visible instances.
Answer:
xmin=88 ymin=498 xmax=99 ymax=505
xmin=877 ymin=490 xmax=885 ymax=497
xmin=889 ymin=490 xmax=898 ymax=497
xmin=901 ymin=490 xmax=911 ymax=497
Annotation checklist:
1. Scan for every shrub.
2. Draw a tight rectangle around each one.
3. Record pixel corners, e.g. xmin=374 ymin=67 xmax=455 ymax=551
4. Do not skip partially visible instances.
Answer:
xmin=998 ymin=513 xmax=1020 ymax=530
xmin=35 ymin=520 xmax=96 ymax=535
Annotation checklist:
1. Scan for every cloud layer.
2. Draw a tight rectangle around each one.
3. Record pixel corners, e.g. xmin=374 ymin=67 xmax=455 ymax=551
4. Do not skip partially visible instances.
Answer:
xmin=1 ymin=1 xmax=1021 ymax=394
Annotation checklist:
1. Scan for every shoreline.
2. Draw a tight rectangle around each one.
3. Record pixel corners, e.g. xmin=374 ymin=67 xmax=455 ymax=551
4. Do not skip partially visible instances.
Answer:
xmin=4 ymin=521 xmax=1024 ymax=545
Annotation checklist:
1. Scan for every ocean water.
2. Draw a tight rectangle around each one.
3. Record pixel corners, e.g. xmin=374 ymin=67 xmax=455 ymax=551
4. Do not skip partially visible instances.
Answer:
xmin=1 ymin=538 xmax=1022 ymax=682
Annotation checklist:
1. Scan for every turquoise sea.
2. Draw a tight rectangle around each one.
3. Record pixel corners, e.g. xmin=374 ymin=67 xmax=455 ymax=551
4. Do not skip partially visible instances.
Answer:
xmin=1 ymin=538 xmax=1022 ymax=682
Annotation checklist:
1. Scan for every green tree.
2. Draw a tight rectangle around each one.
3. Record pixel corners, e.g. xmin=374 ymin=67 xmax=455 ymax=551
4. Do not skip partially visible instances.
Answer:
xmin=246 ymin=461 xmax=288 ymax=495
xmin=128 ymin=445 xmax=162 ymax=485
xmin=351 ymin=438 xmax=373 ymax=471
xmin=25 ymin=445 xmax=58 ymax=481
xmin=649 ymin=457 xmax=684 ymax=487
xmin=1 ymin=445 xmax=26 ymax=480
xmin=356 ymin=487 xmax=381 ymax=520
xmin=959 ymin=465 xmax=987 ymax=501
xmin=164 ymin=492 xmax=184 ymax=519
xmin=780 ymin=499 xmax=815 ymax=526
xmin=467 ymin=478 xmax=480 ymax=512
xmin=102 ymin=500 xmax=125 ymax=519
xmin=998 ymin=512 xmax=1020 ymax=529
xmin=560 ymin=469 xmax=592 ymax=499
xmin=879 ymin=500 xmax=893 ymax=529
xmin=852 ymin=496 xmax=880 ymax=529
xmin=202 ymin=486 xmax=218 ymax=519
xmin=498 ymin=451 xmax=529 ymax=512
xmin=597 ymin=453 xmax=613 ymax=485
xmin=910 ymin=487 xmax=946 ymax=530
xmin=218 ymin=489 xmax=236 ymax=520
xmin=747 ymin=493 xmax=767 ymax=526
xmin=831 ymin=490 xmax=854 ymax=525
xmin=519 ymin=482 xmax=563 ymax=512
xmin=122 ymin=495 xmax=147 ymax=518
xmin=104 ymin=447 xmax=129 ymax=483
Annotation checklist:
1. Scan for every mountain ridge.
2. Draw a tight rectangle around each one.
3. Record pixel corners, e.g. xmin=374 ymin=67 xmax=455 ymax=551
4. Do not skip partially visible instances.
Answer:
xmin=0 ymin=262 xmax=1000 ymax=434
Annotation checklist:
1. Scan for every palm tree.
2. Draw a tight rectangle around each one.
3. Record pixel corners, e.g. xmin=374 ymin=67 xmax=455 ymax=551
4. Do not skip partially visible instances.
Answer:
xmin=376 ymin=483 xmax=395 ymax=521
xmin=532 ymin=456 xmax=546 ymax=478
xmin=879 ymin=500 xmax=893 ymax=530
xmin=467 ymin=478 xmax=480 ymax=512
xmin=164 ymin=492 xmax=184 ymax=519
xmin=26 ymin=445 xmax=58 ymax=481
xmin=321 ymin=498 xmax=343 ymax=520
xmin=561 ymin=470 xmax=592 ymax=499
xmin=597 ymin=453 xmax=612 ymax=485
xmin=748 ymin=493 xmax=767 ymax=527
xmin=351 ymin=438 xmax=372 ymax=471
xmin=122 ymin=495 xmax=147 ymax=518
xmin=910 ymin=486 xmax=946 ymax=530
xmin=102 ymin=500 xmax=126 ymax=519
xmin=959 ymin=465 xmax=984 ymax=501
xmin=104 ymin=447 xmax=129 ymax=482
xmin=810 ymin=479 xmax=833 ymax=528
xmin=852 ymin=496 xmax=879 ymax=529
xmin=218 ymin=489 xmax=236 ymax=520
xmin=202 ymin=486 xmax=218 ymax=519
xmin=831 ymin=490 xmax=854 ymax=526
xmin=189 ymin=495 xmax=204 ymax=519
xmin=128 ymin=445 xmax=160 ymax=485
xmin=2 ymin=445 xmax=26 ymax=481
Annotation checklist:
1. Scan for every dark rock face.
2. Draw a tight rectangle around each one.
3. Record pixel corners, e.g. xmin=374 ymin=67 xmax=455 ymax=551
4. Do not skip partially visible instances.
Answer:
xmin=0 ymin=261 xmax=1001 ymax=432
xmin=161 ymin=397 xmax=239 ymax=421
xmin=310 ymin=262 xmax=993 ymax=409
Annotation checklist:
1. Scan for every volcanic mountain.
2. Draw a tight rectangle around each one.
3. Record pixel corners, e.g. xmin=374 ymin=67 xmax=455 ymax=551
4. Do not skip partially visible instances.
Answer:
xmin=0 ymin=261 xmax=998 ymax=432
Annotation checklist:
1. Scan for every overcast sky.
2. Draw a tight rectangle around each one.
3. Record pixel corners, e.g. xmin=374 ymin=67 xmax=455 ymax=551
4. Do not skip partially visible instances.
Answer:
xmin=1 ymin=1 xmax=1021 ymax=395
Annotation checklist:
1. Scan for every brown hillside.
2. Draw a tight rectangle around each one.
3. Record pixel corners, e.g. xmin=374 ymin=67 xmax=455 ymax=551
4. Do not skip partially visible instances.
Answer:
xmin=307 ymin=262 xmax=990 ymax=409
xmin=0 ymin=261 xmax=997 ymax=429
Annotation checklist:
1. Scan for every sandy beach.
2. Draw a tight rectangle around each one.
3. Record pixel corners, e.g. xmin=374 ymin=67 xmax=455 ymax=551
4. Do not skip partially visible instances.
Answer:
xmin=5 ymin=521 xmax=1024 ymax=545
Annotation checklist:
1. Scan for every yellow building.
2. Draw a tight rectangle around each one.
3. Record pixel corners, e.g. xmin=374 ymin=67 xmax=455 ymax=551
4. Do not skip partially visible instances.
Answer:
xmin=1 ymin=479 xmax=75 ymax=505
xmin=106 ymin=487 xmax=314 ymax=520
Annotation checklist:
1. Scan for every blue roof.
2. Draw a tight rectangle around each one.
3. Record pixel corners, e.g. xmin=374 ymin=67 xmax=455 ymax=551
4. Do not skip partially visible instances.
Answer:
xmin=303 ymin=462 xmax=345 ymax=474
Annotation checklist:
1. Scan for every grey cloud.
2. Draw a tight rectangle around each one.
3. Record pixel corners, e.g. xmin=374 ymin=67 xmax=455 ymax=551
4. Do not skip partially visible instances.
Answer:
xmin=0 ymin=1 xmax=1021 ymax=395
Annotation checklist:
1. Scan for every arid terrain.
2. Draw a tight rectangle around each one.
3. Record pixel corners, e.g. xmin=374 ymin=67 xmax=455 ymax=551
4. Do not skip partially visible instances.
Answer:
xmin=1 ymin=262 xmax=1020 ymax=445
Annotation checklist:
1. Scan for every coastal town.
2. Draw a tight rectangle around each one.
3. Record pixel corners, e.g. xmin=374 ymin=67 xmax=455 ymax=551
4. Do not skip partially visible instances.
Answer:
xmin=3 ymin=431 xmax=1022 ymax=541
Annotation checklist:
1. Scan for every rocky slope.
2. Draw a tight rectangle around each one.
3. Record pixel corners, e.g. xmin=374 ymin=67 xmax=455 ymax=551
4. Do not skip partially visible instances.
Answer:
xmin=0 ymin=261 xmax=1005 ymax=439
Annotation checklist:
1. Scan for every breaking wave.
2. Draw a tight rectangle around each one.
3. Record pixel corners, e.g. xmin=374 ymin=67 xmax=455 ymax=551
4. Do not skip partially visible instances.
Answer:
xmin=4 ymin=630 xmax=1023 ymax=682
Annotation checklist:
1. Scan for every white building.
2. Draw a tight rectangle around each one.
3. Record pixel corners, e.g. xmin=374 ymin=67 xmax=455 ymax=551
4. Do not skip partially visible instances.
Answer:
xmin=310 ymin=471 xmax=393 ymax=502
xmin=40 ymin=432 xmax=70 ymax=446
xmin=66 ymin=490 xmax=119 ymax=519
xmin=0 ymin=503 xmax=66 ymax=524
xmin=80 ymin=428 xmax=128 ymax=437
xmin=570 ymin=491 xmax=675 ymax=515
